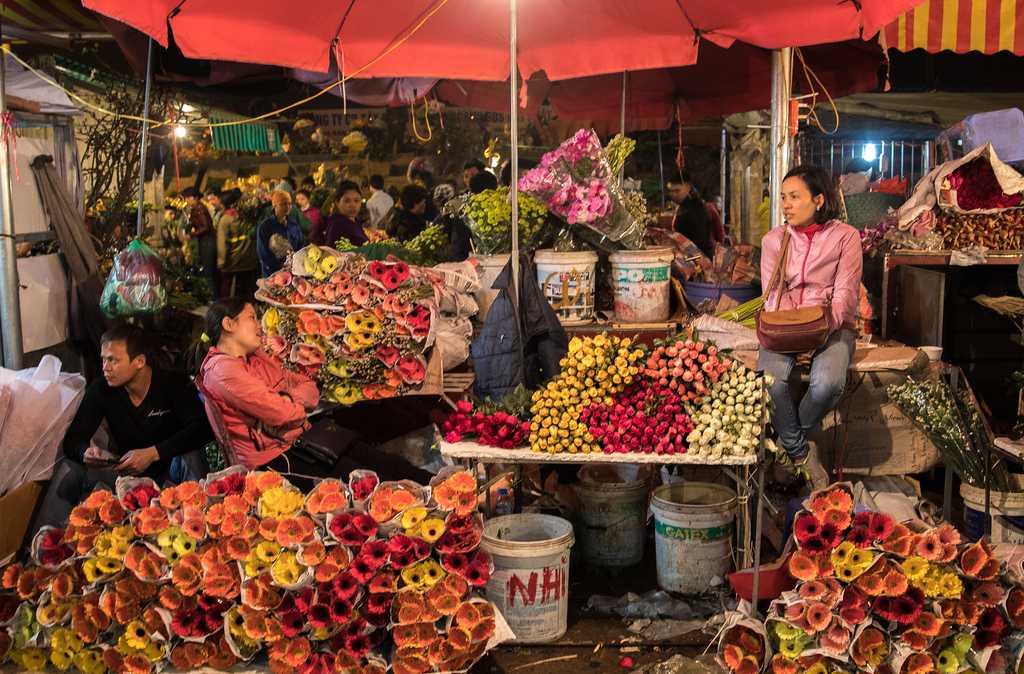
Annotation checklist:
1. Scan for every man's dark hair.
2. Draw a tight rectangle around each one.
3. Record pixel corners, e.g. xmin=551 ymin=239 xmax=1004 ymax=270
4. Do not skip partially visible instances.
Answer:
xmin=204 ymin=189 xmax=219 ymax=199
xmin=400 ymin=184 xmax=429 ymax=211
xmin=784 ymin=165 xmax=842 ymax=224
xmin=181 ymin=187 xmax=199 ymax=199
xmin=499 ymin=159 xmax=538 ymax=187
xmin=296 ymin=189 xmax=311 ymax=200
xmin=369 ymin=174 xmax=385 ymax=190
xmin=843 ymin=158 xmax=873 ymax=175
xmin=219 ymin=190 xmax=240 ymax=209
xmin=463 ymin=159 xmax=486 ymax=172
xmin=301 ymin=176 xmax=316 ymax=188
xmin=469 ymin=171 xmax=498 ymax=195
xmin=101 ymin=324 xmax=149 ymax=363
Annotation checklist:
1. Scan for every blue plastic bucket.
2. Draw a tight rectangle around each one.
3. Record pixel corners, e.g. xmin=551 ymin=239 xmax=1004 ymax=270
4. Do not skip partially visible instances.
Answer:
xmin=682 ymin=281 xmax=761 ymax=307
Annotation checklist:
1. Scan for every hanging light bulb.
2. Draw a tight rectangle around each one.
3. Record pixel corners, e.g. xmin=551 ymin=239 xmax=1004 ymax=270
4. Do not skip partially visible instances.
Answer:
xmin=174 ymin=126 xmax=188 ymax=139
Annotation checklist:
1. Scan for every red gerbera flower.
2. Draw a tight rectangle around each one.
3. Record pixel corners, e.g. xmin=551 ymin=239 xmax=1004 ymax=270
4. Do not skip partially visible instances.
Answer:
xmin=794 ymin=515 xmax=821 ymax=543
xmin=847 ymin=526 xmax=872 ymax=548
xmin=852 ymin=512 xmax=873 ymax=529
xmin=868 ymin=513 xmax=895 ymax=540
xmin=352 ymin=514 xmax=378 ymax=538
xmin=345 ymin=634 xmax=371 ymax=658
xmin=366 ymin=593 xmax=391 ymax=615
xmin=442 ymin=553 xmax=470 ymax=575
xmin=309 ymin=603 xmax=331 ymax=629
xmin=171 ymin=609 xmax=201 ymax=638
xmin=979 ymin=608 xmax=1006 ymax=633
xmin=388 ymin=535 xmax=415 ymax=555
xmin=332 ymin=573 xmax=359 ymax=601
xmin=819 ymin=523 xmax=841 ymax=548
xmin=329 ymin=598 xmax=352 ymax=624
xmin=359 ymin=540 xmax=389 ymax=569
xmin=350 ymin=556 xmax=375 ymax=583
xmin=280 ymin=610 xmax=305 ymax=638
xmin=801 ymin=536 xmax=827 ymax=553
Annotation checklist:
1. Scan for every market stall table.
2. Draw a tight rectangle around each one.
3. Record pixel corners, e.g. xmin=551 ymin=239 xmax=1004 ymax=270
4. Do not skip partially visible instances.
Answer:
xmin=440 ymin=440 xmax=767 ymax=613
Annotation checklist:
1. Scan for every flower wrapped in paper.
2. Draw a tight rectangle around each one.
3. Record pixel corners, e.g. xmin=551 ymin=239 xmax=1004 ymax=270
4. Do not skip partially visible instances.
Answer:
xmin=519 ymin=129 xmax=645 ymax=249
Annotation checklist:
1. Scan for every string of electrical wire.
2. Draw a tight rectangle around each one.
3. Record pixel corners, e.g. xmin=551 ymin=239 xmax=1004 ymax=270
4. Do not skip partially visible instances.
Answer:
xmin=793 ymin=46 xmax=840 ymax=134
xmin=0 ymin=0 xmax=452 ymax=129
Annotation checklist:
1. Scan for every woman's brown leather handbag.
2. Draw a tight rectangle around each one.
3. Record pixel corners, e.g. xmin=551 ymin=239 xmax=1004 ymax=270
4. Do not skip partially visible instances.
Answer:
xmin=757 ymin=229 xmax=830 ymax=354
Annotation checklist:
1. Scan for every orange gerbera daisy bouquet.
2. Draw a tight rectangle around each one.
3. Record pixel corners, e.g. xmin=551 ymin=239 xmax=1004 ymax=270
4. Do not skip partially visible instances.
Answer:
xmin=0 ymin=469 xmax=509 ymax=673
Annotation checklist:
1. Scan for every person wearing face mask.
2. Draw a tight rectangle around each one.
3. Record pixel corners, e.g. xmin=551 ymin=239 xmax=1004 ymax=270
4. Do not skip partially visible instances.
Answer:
xmin=758 ymin=165 xmax=863 ymax=489
xmin=313 ymin=181 xmax=367 ymax=247
xmin=195 ymin=299 xmax=432 ymax=488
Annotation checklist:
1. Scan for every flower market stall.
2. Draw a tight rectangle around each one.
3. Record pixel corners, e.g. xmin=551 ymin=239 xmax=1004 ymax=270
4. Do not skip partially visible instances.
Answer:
xmin=0 ymin=467 xmax=513 ymax=673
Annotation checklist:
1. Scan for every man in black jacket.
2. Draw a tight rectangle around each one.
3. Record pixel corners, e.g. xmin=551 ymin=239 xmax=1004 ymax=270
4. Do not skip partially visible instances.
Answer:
xmin=31 ymin=325 xmax=213 ymax=533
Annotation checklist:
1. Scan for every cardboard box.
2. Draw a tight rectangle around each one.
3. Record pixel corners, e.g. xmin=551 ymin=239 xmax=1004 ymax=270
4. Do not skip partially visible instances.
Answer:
xmin=0 ymin=481 xmax=43 ymax=563
xmin=812 ymin=370 xmax=942 ymax=476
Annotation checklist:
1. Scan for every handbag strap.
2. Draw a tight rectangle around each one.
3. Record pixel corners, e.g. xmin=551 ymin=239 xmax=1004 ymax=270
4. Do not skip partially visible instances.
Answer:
xmin=764 ymin=229 xmax=792 ymax=312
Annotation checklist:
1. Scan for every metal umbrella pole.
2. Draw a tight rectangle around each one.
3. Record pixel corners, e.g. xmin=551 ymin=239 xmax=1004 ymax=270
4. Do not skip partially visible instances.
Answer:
xmin=136 ymin=37 xmax=154 ymax=238
xmin=508 ymin=0 xmax=519 ymax=296
xmin=0 ymin=46 xmax=23 ymax=368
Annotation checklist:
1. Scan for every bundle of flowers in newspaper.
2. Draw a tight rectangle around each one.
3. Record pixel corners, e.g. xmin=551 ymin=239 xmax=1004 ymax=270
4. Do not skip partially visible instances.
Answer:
xmin=0 ymin=467 xmax=511 ymax=674
xmin=719 ymin=483 xmax=1024 ymax=674
xmin=100 ymin=240 xmax=167 ymax=318
xmin=518 ymin=129 xmax=645 ymax=249
xmin=256 ymin=245 xmax=443 ymax=405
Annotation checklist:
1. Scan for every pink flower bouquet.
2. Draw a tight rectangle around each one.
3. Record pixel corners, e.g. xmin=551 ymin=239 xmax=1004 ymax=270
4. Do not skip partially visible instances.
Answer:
xmin=519 ymin=128 xmax=644 ymax=248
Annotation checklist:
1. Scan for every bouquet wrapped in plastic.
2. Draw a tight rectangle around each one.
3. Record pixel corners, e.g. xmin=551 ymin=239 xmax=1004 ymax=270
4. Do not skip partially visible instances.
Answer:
xmin=100 ymin=240 xmax=167 ymax=318
xmin=519 ymin=129 xmax=645 ymax=249
xmin=462 ymin=187 xmax=550 ymax=255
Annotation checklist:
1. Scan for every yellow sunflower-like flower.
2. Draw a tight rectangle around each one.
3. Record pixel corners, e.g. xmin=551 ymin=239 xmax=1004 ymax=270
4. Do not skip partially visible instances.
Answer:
xmin=415 ymin=518 xmax=446 ymax=544
xmin=143 ymin=639 xmax=165 ymax=662
xmin=830 ymin=541 xmax=855 ymax=567
xmin=271 ymin=551 xmax=303 ymax=586
xmin=94 ymin=556 xmax=123 ymax=576
xmin=14 ymin=648 xmax=48 ymax=671
xmin=73 ymin=650 xmax=105 ymax=674
xmin=122 ymin=621 xmax=149 ymax=651
xmin=901 ymin=556 xmax=929 ymax=581
xmin=401 ymin=507 xmax=428 ymax=531
xmin=254 ymin=540 xmax=282 ymax=564
xmin=259 ymin=486 xmax=305 ymax=518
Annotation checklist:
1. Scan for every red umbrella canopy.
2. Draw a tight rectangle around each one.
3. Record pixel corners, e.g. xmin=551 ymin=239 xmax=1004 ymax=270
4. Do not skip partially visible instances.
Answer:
xmin=83 ymin=0 xmax=924 ymax=78
xmin=436 ymin=40 xmax=884 ymax=132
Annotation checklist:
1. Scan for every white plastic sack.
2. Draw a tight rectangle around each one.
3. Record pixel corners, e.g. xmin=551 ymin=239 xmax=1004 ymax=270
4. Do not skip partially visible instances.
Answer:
xmin=0 ymin=355 xmax=86 ymax=496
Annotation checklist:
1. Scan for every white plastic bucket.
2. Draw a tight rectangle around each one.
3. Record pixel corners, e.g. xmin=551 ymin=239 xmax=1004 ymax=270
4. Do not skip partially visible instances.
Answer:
xmin=609 ymin=247 xmax=674 ymax=323
xmin=473 ymin=254 xmax=510 ymax=323
xmin=650 ymin=482 xmax=736 ymax=595
xmin=961 ymin=480 xmax=1024 ymax=543
xmin=535 ymin=249 xmax=598 ymax=325
xmin=572 ymin=465 xmax=648 ymax=568
xmin=481 ymin=514 xmax=574 ymax=643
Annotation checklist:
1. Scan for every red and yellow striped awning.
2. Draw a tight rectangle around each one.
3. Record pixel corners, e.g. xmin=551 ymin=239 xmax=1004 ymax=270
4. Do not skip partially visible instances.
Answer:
xmin=0 ymin=0 xmax=102 ymax=33
xmin=881 ymin=0 xmax=1024 ymax=55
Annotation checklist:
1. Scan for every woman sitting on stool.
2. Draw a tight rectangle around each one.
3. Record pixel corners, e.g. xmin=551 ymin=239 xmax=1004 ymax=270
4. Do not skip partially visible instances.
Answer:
xmin=758 ymin=165 xmax=863 ymax=490
xmin=196 ymin=298 xmax=432 ymax=489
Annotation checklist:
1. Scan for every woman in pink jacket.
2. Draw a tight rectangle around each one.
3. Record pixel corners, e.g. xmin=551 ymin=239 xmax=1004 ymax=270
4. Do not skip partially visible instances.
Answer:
xmin=196 ymin=298 xmax=431 ymax=488
xmin=758 ymin=166 xmax=862 ymax=487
